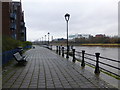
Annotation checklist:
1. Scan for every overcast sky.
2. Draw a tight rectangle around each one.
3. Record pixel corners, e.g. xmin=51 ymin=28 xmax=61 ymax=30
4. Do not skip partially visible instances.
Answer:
xmin=19 ymin=0 xmax=119 ymax=41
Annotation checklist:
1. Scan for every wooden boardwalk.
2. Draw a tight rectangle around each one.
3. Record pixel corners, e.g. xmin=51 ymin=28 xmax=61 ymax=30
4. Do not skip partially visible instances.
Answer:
xmin=2 ymin=45 xmax=117 ymax=89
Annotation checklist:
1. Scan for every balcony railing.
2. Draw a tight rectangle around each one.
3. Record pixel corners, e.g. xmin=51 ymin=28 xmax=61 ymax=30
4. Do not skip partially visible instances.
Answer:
xmin=21 ymin=22 xmax=25 ymax=26
xmin=10 ymin=13 xmax=16 ymax=20
xmin=10 ymin=23 xmax=16 ymax=30
xmin=21 ymin=29 xmax=25 ymax=33
xmin=11 ymin=33 xmax=17 ymax=40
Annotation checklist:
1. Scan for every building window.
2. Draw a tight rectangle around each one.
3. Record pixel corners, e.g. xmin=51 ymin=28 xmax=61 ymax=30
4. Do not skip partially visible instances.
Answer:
xmin=12 ymin=33 xmax=16 ymax=39
xmin=10 ymin=23 xmax=16 ymax=30
xmin=10 ymin=13 xmax=16 ymax=20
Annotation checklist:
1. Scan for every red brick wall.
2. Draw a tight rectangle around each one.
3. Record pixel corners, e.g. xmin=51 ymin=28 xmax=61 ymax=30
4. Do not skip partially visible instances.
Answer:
xmin=2 ymin=2 xmax=11 ymax=37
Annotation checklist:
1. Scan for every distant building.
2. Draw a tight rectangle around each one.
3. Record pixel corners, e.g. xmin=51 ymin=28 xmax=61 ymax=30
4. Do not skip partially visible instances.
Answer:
xmin=53 ymin=38 xmax=66 ymax=41
xmin=69 ymin=34 xmax=76 ymax=39
xmin=2 ymin=1 xmax=26 ymax=41
xmin=69 ymin=34 xmax=91 ymax=39
xmin=95 ymin=34 xmax=105 ymax=38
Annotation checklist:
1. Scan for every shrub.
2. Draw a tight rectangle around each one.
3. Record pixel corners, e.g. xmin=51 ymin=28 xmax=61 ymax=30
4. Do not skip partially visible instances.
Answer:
xmin=2 ymin=36 xmax=32 ymax=52
xmin=22 ymin=41 xmax=32 ymax=48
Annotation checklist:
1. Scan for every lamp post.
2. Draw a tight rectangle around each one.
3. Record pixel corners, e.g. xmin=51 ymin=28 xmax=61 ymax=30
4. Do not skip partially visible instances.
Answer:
xmin=48 ymin=32 xmax=50 ymax=45
xmin=45 ymin=35 xmax=46 ymax=45
xmin=40 ymin=38 xmax=41 ymax=44
xmin=51 ymin=36 xmax=53 ymax=42
xmin=42 ymin=37 xmax=43 ymax=44
xmin=65 ymin=13 xmax=70 ymax=58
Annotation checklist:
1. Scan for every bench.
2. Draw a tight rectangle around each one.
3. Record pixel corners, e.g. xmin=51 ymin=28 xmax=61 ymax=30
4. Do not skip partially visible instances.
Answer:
xmin=17 ymin=47 xmax=24 ymax=55
xmin=13 ymin=52 xmax=27 ymax=65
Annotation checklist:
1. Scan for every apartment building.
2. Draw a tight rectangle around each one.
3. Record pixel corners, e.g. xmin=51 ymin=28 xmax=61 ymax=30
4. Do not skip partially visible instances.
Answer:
xmin=2 ymin=1 xmax=26 ymax=41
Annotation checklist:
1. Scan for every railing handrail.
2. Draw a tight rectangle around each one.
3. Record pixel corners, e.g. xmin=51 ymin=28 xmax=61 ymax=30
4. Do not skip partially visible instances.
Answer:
xmin=76 ymin=51 xmax=119 ymax=63
xmin=75 ymin=50 xmax=119 ymax=64
xmin=99 ymin=56 xmax=120 ymax=63
xmin=75 ymin=49 xmax=120 ymax=71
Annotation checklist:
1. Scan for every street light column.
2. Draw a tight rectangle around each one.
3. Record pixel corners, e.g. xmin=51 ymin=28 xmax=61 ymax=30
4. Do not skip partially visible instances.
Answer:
xmin=48 ymin=32 xmax=50 ymax=45
xmin=65 ymin=13 xmax=70 ymax=58
xmin=45 ymin=35 xmax=46 ymax=45
xmin=66 ymin=20 xmax=69 ymax=58
xmin=40 ymin=38 xmax=41 ymax=44
xmin=42 ymin=37 xmax=43 ymax=44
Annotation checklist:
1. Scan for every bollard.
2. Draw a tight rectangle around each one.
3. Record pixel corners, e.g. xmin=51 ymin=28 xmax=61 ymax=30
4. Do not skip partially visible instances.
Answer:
xmin=81 ymin=50 xmax=85 ymax=67
xmin=59 ymin=46 xmax=61 ymax=55
xmin=66 ymin=45 xmax=69 ymax=58
xmin=94 ymin=53 xmax=100 ymax=74
xmin=72 ymin=49 xmax=75 ymax=62
xmin=51 ymin=45 xmax=52 ymax=50
xmin=47 ymin=45 xmax=49 ymax=49
xmin=56 ymin=46 xmax=58 ymax=53
xmin=62 ymin=47 xmax=64 ymax=57
xmin=71 ymin=45 xmax=73 ymax=50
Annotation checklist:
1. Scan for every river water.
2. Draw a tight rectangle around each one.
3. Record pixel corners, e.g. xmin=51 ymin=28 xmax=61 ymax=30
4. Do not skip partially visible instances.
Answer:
xmin=74 ymin=46 xmax=118 ymax=61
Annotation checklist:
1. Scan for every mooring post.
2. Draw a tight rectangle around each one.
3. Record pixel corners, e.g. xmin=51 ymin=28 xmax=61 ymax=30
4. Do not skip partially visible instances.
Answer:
xmin=56 ymin=46 xmax=58 ymax=53
xmin=71 ymin=45 xmax=73 ymax=50
xmin=50 ymin=45 xmax=52 ymax=50
xmin=72 ymin=49 xmax=75 ymax=62
xmin=81 ymin=50 xmax=85 ymax=67
xmin=62 ymin=47 xmax=64 ymax=57
xmin=59 ymin=46 xmax=61 ymax=55
xmin=94 ymin=53 xmax=100 ymax=74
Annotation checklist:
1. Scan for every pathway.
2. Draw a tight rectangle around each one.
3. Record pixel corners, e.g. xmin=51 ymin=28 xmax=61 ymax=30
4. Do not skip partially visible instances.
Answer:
xmin=2 ymin=45 xmax=117 ymax=89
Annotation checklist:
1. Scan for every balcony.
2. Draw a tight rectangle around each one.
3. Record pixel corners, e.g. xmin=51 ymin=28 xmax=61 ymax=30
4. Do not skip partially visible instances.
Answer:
xmin=10 ymin=13 xmax=16 ymax=20
xmin=21 ymin=29 xmax=25 ymax=33
xmin=21 ymin=22 xmax=25 ymax=26
xmin=21 ymin=37 xmax=25 ymax=41
xmin=11 ymin=33 xmax=17 ymax=40
xmin=14 ymin=6 xmax=17 ymax=11
xmin=10 ymin=23 xmax=16 ymax=30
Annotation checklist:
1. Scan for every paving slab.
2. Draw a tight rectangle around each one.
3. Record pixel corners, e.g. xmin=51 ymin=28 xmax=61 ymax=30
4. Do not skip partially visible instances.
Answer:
xmin=2 ymin=45 xmax=118 ymax=89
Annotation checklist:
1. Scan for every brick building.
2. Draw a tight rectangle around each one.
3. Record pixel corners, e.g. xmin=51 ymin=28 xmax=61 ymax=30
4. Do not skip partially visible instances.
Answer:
xmin=2 ymin=1 xmax=26 ymax=41
xmin=95 ymin=34 xmax=105 ymax=38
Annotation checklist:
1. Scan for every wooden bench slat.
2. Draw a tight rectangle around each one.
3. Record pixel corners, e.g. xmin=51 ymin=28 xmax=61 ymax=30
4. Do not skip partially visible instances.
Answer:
xmin=14 ymin=52 xmax=23 ymax=61
xmin=13 ymin=52 xmax=27 ymax=65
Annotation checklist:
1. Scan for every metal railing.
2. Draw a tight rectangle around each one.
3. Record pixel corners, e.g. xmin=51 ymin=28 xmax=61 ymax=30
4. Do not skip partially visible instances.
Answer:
xmin=42 ymin=45 xmax=52 ymax=50
xmin=47 ymin=45 xmax=120 ymax=78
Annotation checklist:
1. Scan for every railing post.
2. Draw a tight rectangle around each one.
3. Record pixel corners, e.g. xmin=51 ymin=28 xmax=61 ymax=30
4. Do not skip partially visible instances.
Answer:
xmin=94 ymin=53 xmax=100 ymax=74
xmin=81 ymin=50 xmax=85 ymax=67
xmin=62 ymin=47 xmax=64 ymax=57
xmin=72 ymin=49 xmax=75 ymax=62
xmin=56 ymin=46 xmax=58 ymax=53
xmin=66 ymin=45 xmax=69 ymax=58
xmin=59 ymin=46 xmax=61 ymax=55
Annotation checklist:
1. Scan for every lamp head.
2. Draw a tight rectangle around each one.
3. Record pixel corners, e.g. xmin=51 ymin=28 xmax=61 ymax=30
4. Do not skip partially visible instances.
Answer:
xmin=65 ymin=13 xmax=70 ymax=21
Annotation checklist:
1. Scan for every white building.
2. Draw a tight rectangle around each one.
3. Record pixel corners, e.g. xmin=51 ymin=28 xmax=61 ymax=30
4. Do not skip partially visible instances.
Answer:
xmin=69 ymin=34 xmax=91 ymax=39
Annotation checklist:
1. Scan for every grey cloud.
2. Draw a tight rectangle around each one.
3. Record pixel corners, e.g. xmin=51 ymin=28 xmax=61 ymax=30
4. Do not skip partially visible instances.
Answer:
xmin=22 ymin=0 xmax=118 ymax=41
